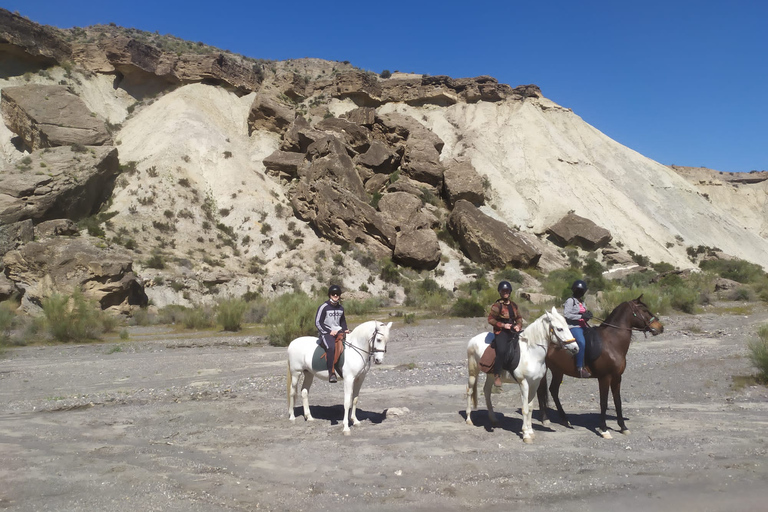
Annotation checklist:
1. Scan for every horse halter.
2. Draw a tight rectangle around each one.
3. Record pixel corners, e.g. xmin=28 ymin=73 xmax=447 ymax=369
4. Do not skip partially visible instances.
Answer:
xmin=628 ymin=301 xmax=660 ymax=335
xmin=548 ymin=323 xmax=574 ymax=349
xmin=344 ymin=324 xmax=386 ymax=366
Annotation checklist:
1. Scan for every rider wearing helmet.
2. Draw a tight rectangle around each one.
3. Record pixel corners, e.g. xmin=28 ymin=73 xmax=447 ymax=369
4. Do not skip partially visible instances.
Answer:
xmin=315 ymin=284 xmax=350 ymax=383
xmin=564 ymin=279 xmax=593 ymax=378
xmin=487 ymin=280 xmax=523 ymax=387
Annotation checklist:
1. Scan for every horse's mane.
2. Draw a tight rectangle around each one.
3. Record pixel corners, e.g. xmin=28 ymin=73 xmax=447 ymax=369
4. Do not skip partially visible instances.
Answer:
xmin=520 ymin=311 xmax=554 ymax=348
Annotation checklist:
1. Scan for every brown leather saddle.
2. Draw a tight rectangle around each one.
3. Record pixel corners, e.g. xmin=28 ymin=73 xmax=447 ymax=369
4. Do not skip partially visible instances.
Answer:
xmin=320 ymin=332 xmax=345 ymax=368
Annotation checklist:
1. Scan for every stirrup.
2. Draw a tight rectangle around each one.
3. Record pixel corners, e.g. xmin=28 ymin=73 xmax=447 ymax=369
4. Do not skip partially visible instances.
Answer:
xmin=577 ymin=367 xmax=591 ymax=379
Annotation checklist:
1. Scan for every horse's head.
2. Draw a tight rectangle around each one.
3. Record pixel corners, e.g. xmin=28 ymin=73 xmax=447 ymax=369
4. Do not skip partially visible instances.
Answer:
xmin=371 ymin=321 xmax=393 ymax=364
xmin=545 ymin=307 xmax=579 ymax=355
xmin=631 ymin=295 xmax=664 ymax=335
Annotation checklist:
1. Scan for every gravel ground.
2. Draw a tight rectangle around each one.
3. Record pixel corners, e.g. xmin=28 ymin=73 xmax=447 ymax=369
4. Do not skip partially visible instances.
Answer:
xmin=1 ymin=304 xmax=767 ymax=511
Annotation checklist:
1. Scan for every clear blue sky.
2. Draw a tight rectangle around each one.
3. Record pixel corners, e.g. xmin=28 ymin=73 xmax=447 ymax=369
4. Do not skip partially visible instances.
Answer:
xmin=6 ymin=1 xmax=766 ymax=172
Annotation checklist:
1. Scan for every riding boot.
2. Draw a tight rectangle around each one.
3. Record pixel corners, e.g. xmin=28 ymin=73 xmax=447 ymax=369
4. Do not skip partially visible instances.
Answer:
xmin=494 ymin=374 xmax=502 ymax=387
xmin=577 ymin=367 xmax=591 ymax=378
xmin=329 ymin=372 xmax=338 ymax=383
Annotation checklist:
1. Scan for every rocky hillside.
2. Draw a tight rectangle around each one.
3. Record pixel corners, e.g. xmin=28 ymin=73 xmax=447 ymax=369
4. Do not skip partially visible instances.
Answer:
xmin=1 ymin=9 xmax=767 ymax=313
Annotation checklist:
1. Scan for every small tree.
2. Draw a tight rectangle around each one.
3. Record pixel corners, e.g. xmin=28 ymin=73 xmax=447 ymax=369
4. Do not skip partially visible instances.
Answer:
xmin=380 ymin=69 xmax=392 ymax=79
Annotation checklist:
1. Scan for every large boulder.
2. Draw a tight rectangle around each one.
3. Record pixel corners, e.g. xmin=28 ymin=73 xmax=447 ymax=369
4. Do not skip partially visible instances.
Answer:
xmin=443 ymin=159 xmax=485 ymax=206
xmin=378 ymin=192 xmax=438 ymax=232
xmin=262 ymin=150 xmax=306 ymax=180
xmin=447 ymin=200 xmax=540 ymax=268
xmin=381 ymin=76 xmax=459 ymax=106
xmin=0 ymin=9 xmax=71 ymax=65
xmin=355 ymin=140 xmax=400 ymax=173
xmin=547 ymin=212 xmax=612 ymax=250
xmin=1 ymin=85 xmax=112 ymax=150
xmin=247 ymin=93 xmax=295 ymax=135
xmin=315 ymin=117 xmax=371 ymax=154
xmin=393 ymin=229 xmax=441 ymax=270
xmin=3 ymin=237 xmax=148 ymax=312
xmin=328 ymin=72 xmax=382 ymax=106
xmin=290 ymin=180 xmax=395 ymax=257
xmin=302 ymin=135 xmax=367 ymax=199
xmin=280 ymin=116 xmax=324 ymax=153
xmin=0 ymin=146 xmax=120 ymax=225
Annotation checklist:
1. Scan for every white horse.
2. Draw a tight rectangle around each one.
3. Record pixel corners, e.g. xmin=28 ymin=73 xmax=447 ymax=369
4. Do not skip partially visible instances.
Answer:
xmin=287 ymin=320 xmax=393 ymax=435
xmin=465 ymin=307 xmax=577 ymax=443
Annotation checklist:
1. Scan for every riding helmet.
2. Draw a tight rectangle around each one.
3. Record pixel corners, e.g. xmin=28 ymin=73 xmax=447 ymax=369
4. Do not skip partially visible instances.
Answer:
xmin=571 ymin=280 xmax=588 ymax=297
xmin=328 ymin=284 xmax=342 ymax=297
xmin=497 ymin=281 xmax=512 ymax=294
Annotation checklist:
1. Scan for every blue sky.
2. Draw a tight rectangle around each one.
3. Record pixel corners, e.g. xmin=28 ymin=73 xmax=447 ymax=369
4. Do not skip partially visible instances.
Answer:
xmin=5 ymin=1 xmax=766 ymax=172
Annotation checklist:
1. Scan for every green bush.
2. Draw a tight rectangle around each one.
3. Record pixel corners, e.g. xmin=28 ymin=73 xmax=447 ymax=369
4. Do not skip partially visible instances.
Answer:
xmin=450 ymin=298 xmax=485 ymax=318
xmin=748 ymin=324 xmax=768 ymax=383
xmin=344 ymin=297 xmax=383 ymax=316
xmin=183 ymin=306 xmax=215 ymax=330
xmin=264 ymin=292 xmax=317 ymax=346
xmin=217 ymin=298 xmax=248 ymax=331
xmin=700 ymin=258 xmax=766 ymax=284
xmin=496 ymin=267 xmax=524 ymax=284
xmin=541 ymin=268 xmax=583 ymax=300
xmin=42 ymin=291 xmax=108 ymax=342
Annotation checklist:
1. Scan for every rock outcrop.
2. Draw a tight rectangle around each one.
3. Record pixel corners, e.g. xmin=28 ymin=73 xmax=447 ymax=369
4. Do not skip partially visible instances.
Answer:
xmin=0 ymin=146 xmax=120 ymax=225
xmin=448 ymin=200 xmax=540 ymax=268
xmin=3 ymin=237 xmax=148 ymax=311
xmin=2 ymin=85 xmax=112 ymax=150
xmin=547 ymin=212 xmax=612 ymax=250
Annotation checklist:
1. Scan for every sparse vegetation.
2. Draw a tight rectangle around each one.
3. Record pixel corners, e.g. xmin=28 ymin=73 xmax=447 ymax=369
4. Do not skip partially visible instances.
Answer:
xmin=748 ymin=324 xmax=768 ymax=383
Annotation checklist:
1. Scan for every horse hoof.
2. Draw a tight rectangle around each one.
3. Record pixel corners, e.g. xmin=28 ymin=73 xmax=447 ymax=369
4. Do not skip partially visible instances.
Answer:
xmin=466 ymin=418 xmax=474 ymax=426
xmin=343 ymin=430 xmax=351 ymax=436
xmin=289 ymin=416 xmax=296 ymax=422
xmin=621 ymin=429 xmax=631 ymax=436
xmin=600 ymin=430 xmax=613 ymax=439
xmin=523 ymin=437 xmax=533 ymax=444
xmin=541 ymin=419 xmax=550 ymax=427
xmin=306 ymin=416 xmax=315 ymax=422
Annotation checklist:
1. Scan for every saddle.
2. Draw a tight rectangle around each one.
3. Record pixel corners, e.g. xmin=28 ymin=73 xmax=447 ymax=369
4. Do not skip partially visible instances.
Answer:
xmin=583 ymin=326 xmax=602 ymax=363
xmin=479 ymin=331 xmax=520 ymax=375
xmin=319 ymin=332 xmax=345 ymax=374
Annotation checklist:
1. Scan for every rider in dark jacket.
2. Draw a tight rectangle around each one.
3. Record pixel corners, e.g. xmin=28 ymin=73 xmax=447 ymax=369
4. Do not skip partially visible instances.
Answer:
xmin=487 ymin=280 xmax=523 ymax=387
xmin=315 ymin=284 xmax=349 ymax=383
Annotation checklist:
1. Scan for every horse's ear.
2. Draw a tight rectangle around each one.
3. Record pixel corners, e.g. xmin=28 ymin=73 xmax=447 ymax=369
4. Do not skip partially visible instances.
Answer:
xmin=386 ymin=321 xmax=393 ymax=329
xmin=550 ymin=306 xmax=557 ymax=316
xmin=636 ymin=294 xmax=644 ymax=302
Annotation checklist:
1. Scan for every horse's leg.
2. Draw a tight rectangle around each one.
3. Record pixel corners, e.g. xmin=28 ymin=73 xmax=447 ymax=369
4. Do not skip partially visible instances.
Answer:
xmin=342 ymin=375 xmax=355 ymax=435
xmin=350 ymin=375 xmax=364 ymax=426
xmin=301 ymin=371 xmax=315 ymax=421
xmin=519 ymin=379 xmax=534 ymax=443
xmin=611 ymin=374 xmax=629 ymax=435
xmin=549 ymin=369 xmax=571 ymax=428
xmin=288 ymin=364 xmax=300 ymax=421
xmin=466 ymin=359 xmax=479 ymax=426
xmin=536 ymin=371 xmax=550 ymax=426
xmin=598 ymin=375 xmax=613 ymax=439
xmin=483 ymin=374 xmax=499 ymax=427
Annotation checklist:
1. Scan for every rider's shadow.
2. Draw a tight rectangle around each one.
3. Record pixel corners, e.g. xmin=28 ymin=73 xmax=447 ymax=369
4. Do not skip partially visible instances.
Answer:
xmin=292 ymin=405 xmax=386 ymax=425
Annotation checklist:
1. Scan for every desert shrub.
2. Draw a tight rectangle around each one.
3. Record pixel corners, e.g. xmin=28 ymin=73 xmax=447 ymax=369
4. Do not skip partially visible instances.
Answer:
xmin=747 ymin=324 xmax=768 ymax=383
xmin=216 ymin=298 xmax=247 ymax=331
xmin=380 ymin=259 xmax=401 ymax=284
xmin=182 ymin=306 xmax=215 ymax=330
xmin=700 ymin=258 xmax=765 ymax=284
xmin=496 ymin=267 xmax=524 ymax=284
xmin=42 ymin=291 xmax=110 ymax=342
xmin=541 ymin=268 xmax=583 ymax=300
xmin=583 ymin=258 xmax=604 ymax=278
xmin=0 ymin=301 xmax=16 ymax=346
xmin=404 ymin=279 xmax=452 ymax=314
xmin=380 ymin=69 xmax=392 ymax=78
xmin=450 ymin=298 xmax=485 ymax=318
xmin=344 ymin=297 xmax=383 ymax=316
xmin=264 ymin=291 xmax=317 ymax=346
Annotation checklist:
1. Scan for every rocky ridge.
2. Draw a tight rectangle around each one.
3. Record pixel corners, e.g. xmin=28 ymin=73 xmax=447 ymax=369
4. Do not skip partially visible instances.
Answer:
xmin=1 ymin=9 xmax=767 ymax=313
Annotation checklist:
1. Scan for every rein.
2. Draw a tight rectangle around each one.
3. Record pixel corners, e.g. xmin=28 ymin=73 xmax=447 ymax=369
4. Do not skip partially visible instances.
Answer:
xmin=592 ymin=302 xmax=658 ymax=335
xmin=343 ymin=324 xmax=384 ymax=366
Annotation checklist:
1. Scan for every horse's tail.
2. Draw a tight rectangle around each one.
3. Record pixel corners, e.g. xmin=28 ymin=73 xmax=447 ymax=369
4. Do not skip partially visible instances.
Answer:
xmin=467 ymin=344 xmax=478 ymax=409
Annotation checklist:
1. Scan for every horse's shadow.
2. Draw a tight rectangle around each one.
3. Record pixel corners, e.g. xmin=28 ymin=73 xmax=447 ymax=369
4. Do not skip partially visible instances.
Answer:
xmin=459 ymin=410 xmax=527 ymax=434
xmin=537 ymin=408 xmax=627 ymax=436
xmin=292 ymin=405 xmax=386 ymax=425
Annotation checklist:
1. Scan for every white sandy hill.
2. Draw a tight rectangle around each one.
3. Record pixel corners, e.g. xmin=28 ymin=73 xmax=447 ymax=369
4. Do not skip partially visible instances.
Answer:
xmin=380 ymin=97 xmax=768 ymax=270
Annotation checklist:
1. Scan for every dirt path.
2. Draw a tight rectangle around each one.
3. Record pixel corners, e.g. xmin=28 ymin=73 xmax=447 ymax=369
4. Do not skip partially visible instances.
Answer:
xmin=1 ymin=306 xmax=767 ymax=511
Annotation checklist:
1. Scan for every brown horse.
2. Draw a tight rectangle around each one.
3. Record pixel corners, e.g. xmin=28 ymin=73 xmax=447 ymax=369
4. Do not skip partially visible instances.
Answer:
xmin=536 ymin=296 xmax=664 ymax=438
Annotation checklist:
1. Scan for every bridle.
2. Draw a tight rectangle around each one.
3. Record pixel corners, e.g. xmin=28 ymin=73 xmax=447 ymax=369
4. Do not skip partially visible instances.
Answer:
xmin=344 ymin=324 xmax=386 ymax=366
xmin=548 ymin=322 xmax=576 ymax=350
xmin=595 ymin=301 xmax=659 ymax=335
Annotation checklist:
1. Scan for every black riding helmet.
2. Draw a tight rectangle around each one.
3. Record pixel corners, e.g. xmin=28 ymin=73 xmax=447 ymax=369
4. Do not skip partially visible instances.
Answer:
xmin=497 ymin=281 xmax=512 ymax=294
xmin=328 ymin=284 xmax=342 ymax=297
xmin=571 ymin=280 xmax=588 ymax=297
